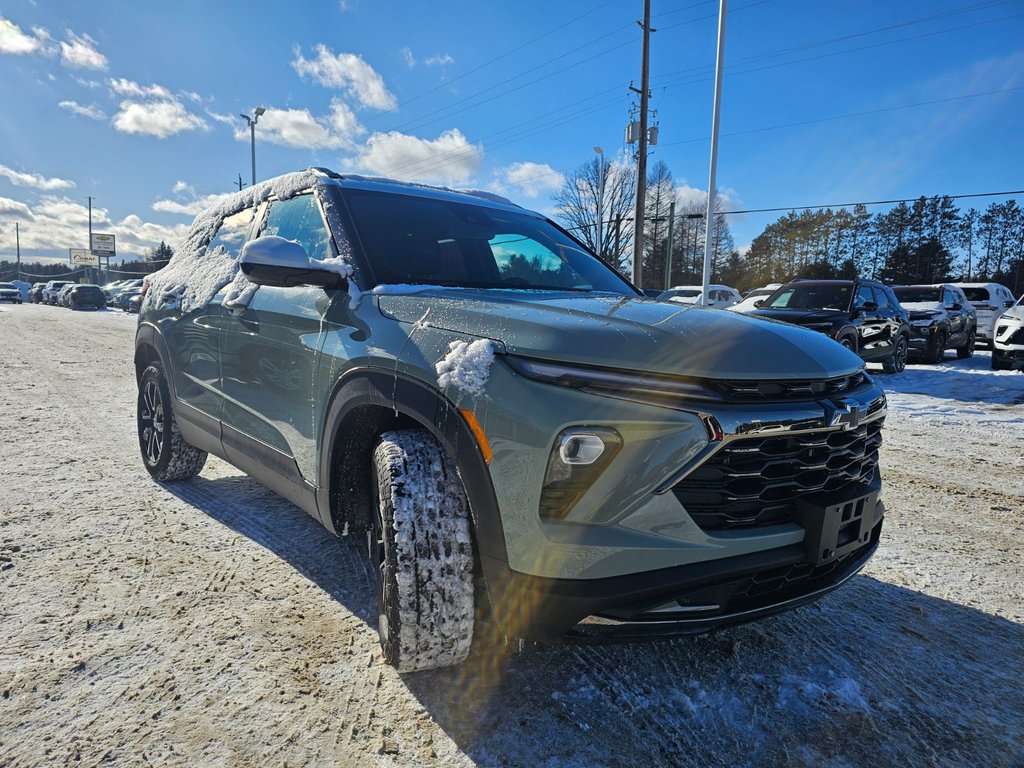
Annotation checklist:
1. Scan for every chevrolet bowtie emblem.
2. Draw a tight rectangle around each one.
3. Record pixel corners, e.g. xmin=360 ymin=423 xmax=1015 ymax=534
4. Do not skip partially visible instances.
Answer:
xmin=828 ymin=401 xmax=864 ymax=431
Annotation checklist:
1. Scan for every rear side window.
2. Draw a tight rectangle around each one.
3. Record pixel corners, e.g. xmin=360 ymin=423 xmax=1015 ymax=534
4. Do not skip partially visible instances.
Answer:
xmin=872 ymin=287 xmax=892 ymax=309
xmin=208 ymin=206 xmax=255 ymax=259
xmin=961 ymin=287 xmax=991 ymax=303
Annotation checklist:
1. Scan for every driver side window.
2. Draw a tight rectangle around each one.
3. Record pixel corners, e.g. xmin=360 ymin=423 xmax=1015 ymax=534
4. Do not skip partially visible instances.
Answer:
xmin=259 ymin=193 xmax=332 ymax=260
xmin=856 ymin=285 xmax=874 ymax=307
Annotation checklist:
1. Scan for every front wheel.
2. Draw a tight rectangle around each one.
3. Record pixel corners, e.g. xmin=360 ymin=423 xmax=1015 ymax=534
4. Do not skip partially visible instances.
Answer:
xmin=926 ymin=329 xmax=947 ymax=364
xmin=883 ymin=335 xmax=909 ymax=374
xmin=957 ymin=329 xmax=976 ymax=359
xmin=992 ymin=353 xmax=1011 ymax=371
xmin=137 ymin=362 xmax=207 ymax=481
xmin=371 ymin=430 xmax=475 ymax=673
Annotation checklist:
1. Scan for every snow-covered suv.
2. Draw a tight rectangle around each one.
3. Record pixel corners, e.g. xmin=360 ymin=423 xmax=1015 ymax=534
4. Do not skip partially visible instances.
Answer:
xmin=992 ymin=294 xmax=1024 ymax=371
xmin=135 ymin=169 xmax=888 ymax=672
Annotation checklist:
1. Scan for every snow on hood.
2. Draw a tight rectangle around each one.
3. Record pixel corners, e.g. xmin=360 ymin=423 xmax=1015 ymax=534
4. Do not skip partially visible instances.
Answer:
xmin=144 ymin=169 xmax=330 ymax=313
xmin=901 ymin=301 xmax=943 ymax=313
xmin=435 ymin=339 xmax=495 ymax=396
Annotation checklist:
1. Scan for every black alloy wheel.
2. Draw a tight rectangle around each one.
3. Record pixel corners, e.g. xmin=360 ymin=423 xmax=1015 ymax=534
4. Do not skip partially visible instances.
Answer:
xmin=883 ymin=335 xmax=909 ymax=373
xmin=139 ymin=378 xmax=166 ymax=468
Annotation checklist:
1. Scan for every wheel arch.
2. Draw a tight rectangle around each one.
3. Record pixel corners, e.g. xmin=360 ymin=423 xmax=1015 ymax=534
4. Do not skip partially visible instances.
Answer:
xmin=317 ymin=368 xmax=510 ymax=586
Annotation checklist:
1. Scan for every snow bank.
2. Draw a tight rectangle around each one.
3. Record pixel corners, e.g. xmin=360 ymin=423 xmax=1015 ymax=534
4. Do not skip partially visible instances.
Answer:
xmin=435 ymin=339 xmax=495 ymax=396
xmin=143 ymin=169 xmax=330 ymax=314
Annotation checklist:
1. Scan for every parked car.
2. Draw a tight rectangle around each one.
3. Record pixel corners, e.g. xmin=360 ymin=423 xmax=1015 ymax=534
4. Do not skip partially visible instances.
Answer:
xmin=42 ymin=280 xmax=73 ymax=305
xmin=892 ymin=284 xmax=976 ymax=363
xmin=0 ymin=282 xmax=22 ymax=304
xmin=992 ymin=294 xmax=1024 ymax=371
xmin=115 ymin=287 xmax=143 ymax=310
xmin=136 ymin=169 xmax=888 ymax=672
xmin=658 ymin=284 xmax=742 ymax=308
xmin=67 ymin=284 xmax=107 ymax=311
xmin=28 ymin=283 xmax=46 ymax=303
xmin=727 ymin=283 xmax=783 ymax=313
xmin=951 ymin=283 xmax=1016 ymax=347
xmin=125 ymin=292 xmax=143 ymax=314
xmin=107 ymin=278 xmax=144 ymax=305
xmin=56 ymin=283 xmax=78 ymax=307
xmin=746 ymin=279 xmax=911 ymax=373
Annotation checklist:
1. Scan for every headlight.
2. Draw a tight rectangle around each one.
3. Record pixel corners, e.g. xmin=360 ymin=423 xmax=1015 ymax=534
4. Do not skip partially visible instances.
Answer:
xmin=502 ymin=355 xmax=725 ymax=405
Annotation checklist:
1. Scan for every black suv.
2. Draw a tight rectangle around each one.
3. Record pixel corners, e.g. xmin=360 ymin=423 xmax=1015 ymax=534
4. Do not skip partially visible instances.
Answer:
xmin=892 ymin=284 xmax=976 ymax=363
xmin=748 ymin=279 xmax=911 ymax=373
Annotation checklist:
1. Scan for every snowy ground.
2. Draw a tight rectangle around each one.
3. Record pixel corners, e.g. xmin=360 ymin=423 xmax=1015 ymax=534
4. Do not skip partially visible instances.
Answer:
xmin=1 ymin=304 xmax=1021 ymax=768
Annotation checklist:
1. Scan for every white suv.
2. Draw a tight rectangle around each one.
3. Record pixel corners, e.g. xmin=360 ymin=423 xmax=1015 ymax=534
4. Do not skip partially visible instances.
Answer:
xmin=992 ymin=294 xmax=1024 ymax=371
xmin=952 ymin=283 xmax=1016 ymax=346
xmin=658 ymin=284 xmax=741 ymax=308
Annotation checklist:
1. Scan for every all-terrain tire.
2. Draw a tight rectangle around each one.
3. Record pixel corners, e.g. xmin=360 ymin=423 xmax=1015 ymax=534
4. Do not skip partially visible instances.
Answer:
xmin=883 ymin=334 xmax=909 ymax=374
xmin=137 ymin=362 xmax=207 ymax=481
xmin=956 ymin=329 xmax=976 ymax=359
xmin=839 ymin=335 xmax=858 ymax=353
xmin=372 ymin=430 xmax=475 ymax=673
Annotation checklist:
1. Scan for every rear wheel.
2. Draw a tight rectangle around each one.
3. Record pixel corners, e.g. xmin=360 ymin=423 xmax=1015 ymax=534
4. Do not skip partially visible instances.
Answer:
xmin=371 ymin=430 xmax=475 ymax=673
xmin=883 ymin=335 xmax=909 ymax=374
xmin=137 ymin=362 xmax=207 ymax=481
xmin=956 ymin=329 xmax=976 ymax=359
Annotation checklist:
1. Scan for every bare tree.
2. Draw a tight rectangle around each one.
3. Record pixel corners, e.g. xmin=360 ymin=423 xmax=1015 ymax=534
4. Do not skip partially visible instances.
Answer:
xmin=554 ymin=157 xmax=637 ymax=277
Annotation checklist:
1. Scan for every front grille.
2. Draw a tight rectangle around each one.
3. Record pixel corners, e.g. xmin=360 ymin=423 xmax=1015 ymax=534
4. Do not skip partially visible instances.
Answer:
xmin=711 ymin=372 xmax=870 ymax=402
xmin=1003 ymin=326 xmax=1024 ymax=345
xmin=673 ymin=418 xmax=883 ymax=530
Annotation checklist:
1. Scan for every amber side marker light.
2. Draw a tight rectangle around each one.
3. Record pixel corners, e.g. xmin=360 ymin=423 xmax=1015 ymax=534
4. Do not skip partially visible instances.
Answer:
xmin=460 ymin=408 xmax=492 ymax=465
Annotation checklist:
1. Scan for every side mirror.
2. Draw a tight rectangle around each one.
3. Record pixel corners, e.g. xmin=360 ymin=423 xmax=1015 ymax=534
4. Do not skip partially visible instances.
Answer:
xmin=1005 ymin=300 xmax=1015 ymax=309
xmin=239 ymin=236 xmax=343 ymax=289
xmin=854 ymin=301 xmax=877 ymax=315
xmin=950 ymin=302 xmax=962 ymax=311
xmin=753 ymin=299 xmax=764 ymax=307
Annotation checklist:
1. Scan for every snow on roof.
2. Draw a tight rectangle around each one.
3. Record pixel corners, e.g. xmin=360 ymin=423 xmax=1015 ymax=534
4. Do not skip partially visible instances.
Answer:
xmin=144 ymin=168 xmax=330 ymax=313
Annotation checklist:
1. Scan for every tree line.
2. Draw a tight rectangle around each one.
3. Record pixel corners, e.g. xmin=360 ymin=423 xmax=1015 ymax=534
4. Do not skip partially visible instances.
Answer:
xmin=553 ymin=155 xmax=1023 ymax=295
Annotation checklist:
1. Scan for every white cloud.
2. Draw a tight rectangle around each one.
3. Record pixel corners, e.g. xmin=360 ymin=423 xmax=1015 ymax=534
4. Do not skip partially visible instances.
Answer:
xmin=112 ymin=99 xmax=208 ymax=139
xmin=0 ymin=16 xmax=49 ymax=55
xmin=59 ymin=100 xmax=106 ymax=120
xmin=60 ymin=31 xmax=107 ymax=70
xmin=0 ymin=164 xmax=75 ymax=191
xmin=345 ymin=128 xmax=482 ymax=186
xmin=73 ymin=76 xmax=101 ymax=89
xmin=0 ymin=195 xmax=188 ymax=259
xmin=339 ymin=0 xmax=356 ymax=11
xmin=292 ymin=45 xmax=397 ymax=110
xmin=673 ymin=183 xmax=736 ymax=212
xmin=205 ymin=110 xmax=236 ymax=126
xmin=228 ymin=103 xmax=363 ymax=150
xmin=494 ymin=162 xmax=564 ymax=199
xmin=152 ymin=193 xmax=233 ymax=217
xmin=108 ymin=78 xmax=172 ymax=99
xmin=0 ymin=197 xmax=35 ymax=221
xmin=172 ymin=180 xmax=193 ymax=195
xmin=401 ymin=47 xmax=415 ymax=68
xmin=426 ymin=54 xmax=454 ymax=67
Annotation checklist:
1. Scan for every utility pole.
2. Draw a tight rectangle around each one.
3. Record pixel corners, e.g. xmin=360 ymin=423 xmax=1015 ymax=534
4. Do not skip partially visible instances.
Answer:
xmin=664 ymin=201 xmax=676 ymax=289
xmin=236 ymin=174 xmax=245 ymax=192
xmin=15 ymin=222 xmax=21 ymax=282
xmin=593 ymin=147 xmax=605 ymax=261
xmin=631 ymin=0 xmax=652 ymax=288
xmin=700 ymin=0 xmax=728 ymax=305
xmin=87 ymin=195 xmax=94 ymax=284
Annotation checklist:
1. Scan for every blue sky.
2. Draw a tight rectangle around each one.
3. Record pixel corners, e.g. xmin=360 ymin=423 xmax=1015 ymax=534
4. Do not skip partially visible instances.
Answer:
xmin=1 ymin=0 xmax=1022 ymax=265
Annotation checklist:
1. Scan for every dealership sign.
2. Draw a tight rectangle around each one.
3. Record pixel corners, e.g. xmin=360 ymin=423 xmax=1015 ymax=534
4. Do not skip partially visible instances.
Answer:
xmin=91 ymin=233 xmax=116 ymax=254
xmin=69 ymin=248 xmax=98 ymax=266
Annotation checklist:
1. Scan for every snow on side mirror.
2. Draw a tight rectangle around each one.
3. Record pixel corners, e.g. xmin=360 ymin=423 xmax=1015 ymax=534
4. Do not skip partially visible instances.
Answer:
xmin=240 ymin=236 xmax=344 ymax=289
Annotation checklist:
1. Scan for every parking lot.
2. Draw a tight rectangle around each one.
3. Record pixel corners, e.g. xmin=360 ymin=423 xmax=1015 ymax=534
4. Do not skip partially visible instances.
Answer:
xmin=1 ymin=303 xmax=1022 ymax=767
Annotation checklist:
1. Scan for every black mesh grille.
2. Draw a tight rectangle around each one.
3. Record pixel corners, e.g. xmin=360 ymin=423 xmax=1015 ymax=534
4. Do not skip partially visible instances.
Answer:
xmin=1005 ymin=327 xmax=1024 ymax=345
xmin=672 ymin=418 xmax=884 ymax=530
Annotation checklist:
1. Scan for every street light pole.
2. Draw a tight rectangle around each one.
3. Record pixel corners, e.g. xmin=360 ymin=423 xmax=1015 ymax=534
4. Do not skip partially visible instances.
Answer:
xmin=700 ymin=0 xmax=728 ymax=306
xmin=593 ymin=147 xmax=605 ymax=260
xmin=239 ymin=107 xmax=266 ymax=187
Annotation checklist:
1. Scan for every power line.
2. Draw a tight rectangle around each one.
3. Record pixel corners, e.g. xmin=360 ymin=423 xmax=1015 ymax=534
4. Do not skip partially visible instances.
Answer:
xmin=720 ymin=189 xmax=1024 ymax=216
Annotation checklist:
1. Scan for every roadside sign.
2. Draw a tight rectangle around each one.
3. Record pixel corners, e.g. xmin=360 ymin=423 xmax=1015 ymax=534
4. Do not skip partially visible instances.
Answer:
xmin=91 ymin=233 xmax=116 ymax=254
xmin=70 ymin=248 xmax=98 ymax=266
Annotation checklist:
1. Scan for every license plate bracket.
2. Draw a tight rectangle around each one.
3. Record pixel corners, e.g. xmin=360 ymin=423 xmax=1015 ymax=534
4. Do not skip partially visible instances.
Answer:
xmin=795 ymin=486 xmax=880 ymax=565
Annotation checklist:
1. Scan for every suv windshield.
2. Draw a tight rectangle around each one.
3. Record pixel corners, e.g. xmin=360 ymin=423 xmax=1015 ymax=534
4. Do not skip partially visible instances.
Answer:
xmin=344 ymin=190 xmax=635 ymax=294
xmin=893 ymin=287 xmax=941 ymax=303
xmin=765 ymin=283 xmax=853 ymax=311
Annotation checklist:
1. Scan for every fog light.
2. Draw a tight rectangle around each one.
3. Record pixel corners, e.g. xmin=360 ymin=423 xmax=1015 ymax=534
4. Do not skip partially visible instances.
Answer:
xmin=559 ymin=433 xmax=606 ymax=465
xmin=539 ymin=427 xmax=622 ymax=519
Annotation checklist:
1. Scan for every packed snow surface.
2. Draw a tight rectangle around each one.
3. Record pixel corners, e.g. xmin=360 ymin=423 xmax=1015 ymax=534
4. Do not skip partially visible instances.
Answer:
xmin=0 ymin=305 xmax=1021 ymax=767
xmin=435 ymin=338 xmax=496 ymax=396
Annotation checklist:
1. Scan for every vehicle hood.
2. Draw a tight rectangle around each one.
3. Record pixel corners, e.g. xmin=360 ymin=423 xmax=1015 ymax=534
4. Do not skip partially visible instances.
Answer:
xmin=747 ymin=307 xmax=848 ymax=326
xmin=900 ymin=301 xmax=944 ymax=320
xmin=376 ymin=289 xmax=863 ymax=379
xmin=1002 ymin=304 xmax=1024 ymax=323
